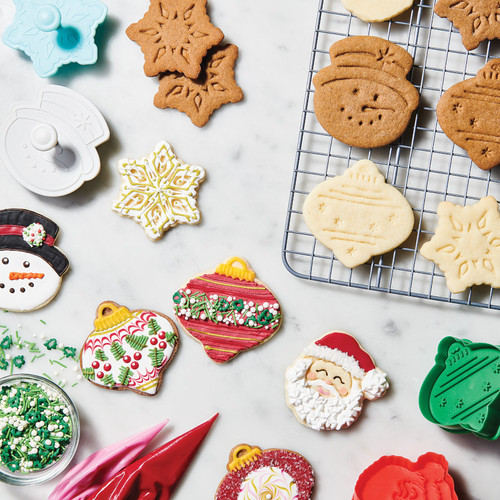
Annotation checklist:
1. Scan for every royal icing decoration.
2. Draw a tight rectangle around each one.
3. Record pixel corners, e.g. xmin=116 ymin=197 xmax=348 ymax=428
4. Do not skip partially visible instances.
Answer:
xmin=80 ymin=302 xmax=179 ymax=396
xmin=419 ymin=337 xmax=500 ymax=440
xmin=112 ymin=141 xmax=206 ymax=240
xmin=420 ymin=196 xmax=500 ymax=293
xmin=285 ymin=332 xmax=388 ymax=431
xmin=174 ymin=257 xmax=282 ymax=363
xmin=353 ymin=453 xmax=458 ymax=500
xmin=216 ymin=444 xmax=314 ymax=500
xmin=0 ymin=209 xmax=69 ymax=312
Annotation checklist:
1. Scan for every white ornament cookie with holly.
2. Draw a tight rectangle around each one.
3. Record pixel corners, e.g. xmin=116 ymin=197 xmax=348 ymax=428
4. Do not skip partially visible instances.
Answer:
xmin=80 ymin=301 xmax=179 ymax=396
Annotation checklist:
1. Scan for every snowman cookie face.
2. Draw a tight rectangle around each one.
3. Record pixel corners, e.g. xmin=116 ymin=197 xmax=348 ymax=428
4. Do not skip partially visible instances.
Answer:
xmin=0 ymin=250 xmax=62 ymax=311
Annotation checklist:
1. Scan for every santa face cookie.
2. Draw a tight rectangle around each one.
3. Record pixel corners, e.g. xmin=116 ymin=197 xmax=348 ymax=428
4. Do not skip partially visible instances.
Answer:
xmin=285 ymin=332 xmax=388 ymax=431
xmin=173 ymin=257 xmax=282 ymax=363
xmin=0 ymin=209 xmax=69 ymax=312
xmin=313 ymin=36 xmax=419 ymax=148
xmin=80 ymin=302 xmax=179 ymax=396
xmin=215 ymin=444 xmax=315 ymax=500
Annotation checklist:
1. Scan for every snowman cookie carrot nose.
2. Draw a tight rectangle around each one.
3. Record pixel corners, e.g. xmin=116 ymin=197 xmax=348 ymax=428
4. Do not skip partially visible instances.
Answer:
xmin=0 ymin=209 xmax=69 ymax=312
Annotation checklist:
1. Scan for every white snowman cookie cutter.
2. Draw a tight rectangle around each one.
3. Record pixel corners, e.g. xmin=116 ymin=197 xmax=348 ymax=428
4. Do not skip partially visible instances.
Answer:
xmin=0 ymin=85 xmax=109 ymax=197
xmin=0 ymin=209 xmax=69 ymax=312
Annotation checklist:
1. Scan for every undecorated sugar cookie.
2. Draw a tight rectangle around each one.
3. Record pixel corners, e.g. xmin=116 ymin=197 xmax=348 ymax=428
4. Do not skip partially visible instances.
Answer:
xmin=215 ymin=444 xmax=314 ymax=500
xmin=303 ymin=159 xmax=414 ymax=267
xmin=420 ymin=196 xmax=500 ymax=293
xmin=173 ymin=257 xmax=282 ymax=363
xmin=0 ymin=209 xmax=69 ymax=312
xmin=285 ymin=331 xmax=388 ymax=431
xmin=341 ymin=0 xmax=414 ymax=23
xmin=80 ymin=301 xmax=179 ymax=396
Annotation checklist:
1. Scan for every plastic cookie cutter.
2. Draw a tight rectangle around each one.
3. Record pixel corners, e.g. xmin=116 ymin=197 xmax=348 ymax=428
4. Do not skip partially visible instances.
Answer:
xmin=353 ymin=452 xmax=458 ymax=500
xmin=419 ymin=336 xmax=500 ymax=440
xmin=2 ymin=0 xmax=107 ymax=77
xmin=0 ymin=85 xmax=110 ymax=197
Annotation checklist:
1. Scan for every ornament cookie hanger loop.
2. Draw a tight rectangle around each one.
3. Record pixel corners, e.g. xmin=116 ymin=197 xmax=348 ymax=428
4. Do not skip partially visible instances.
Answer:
xmin=94 ymin=301 xmax=132 ymax=331
xmin=215 ymin=257 xmax=256 ymax=282
xmin=227 ymin=444 xmax=262 ymax=472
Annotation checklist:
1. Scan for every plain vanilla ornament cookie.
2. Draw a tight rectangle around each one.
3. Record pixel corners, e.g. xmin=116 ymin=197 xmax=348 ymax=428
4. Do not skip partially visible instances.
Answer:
xmin=285 ymin=332 xmax=388 ymax=431
xmin=80 ymin=301 xmax=179 ymax=396
xmin=303 ymin=159 xmax=414 ymax=267
xmin=0 ymin=209 xmax=69 ymax=312
xmin=340 ymin=0 xmax=414 ymax=22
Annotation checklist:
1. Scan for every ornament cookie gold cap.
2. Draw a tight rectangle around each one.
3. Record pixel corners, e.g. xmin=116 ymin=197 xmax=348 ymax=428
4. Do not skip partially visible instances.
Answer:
xmin=227 ymin=444 xmax=262 ymax=472
xmin=93 ymin=302 xmax=132 ymax=332
xmin=215 ymin=257 xmax=256 ymax=282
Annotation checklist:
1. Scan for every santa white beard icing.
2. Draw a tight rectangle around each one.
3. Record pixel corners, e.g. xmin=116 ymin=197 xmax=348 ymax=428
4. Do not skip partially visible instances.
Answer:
xmin=285 ymin=332 xmax=388 ymax=431
xmin=0 ymin=210 xmax=69 ymax=312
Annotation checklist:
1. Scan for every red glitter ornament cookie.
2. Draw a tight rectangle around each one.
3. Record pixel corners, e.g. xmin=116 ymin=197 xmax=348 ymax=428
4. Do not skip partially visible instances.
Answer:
xmin=215 ymin=444 xmax=315 ymax=500
xmin=173 ymin=257 xmax=282 ymax=363
xmin=80 ymin=301 xmax=179 ymax=396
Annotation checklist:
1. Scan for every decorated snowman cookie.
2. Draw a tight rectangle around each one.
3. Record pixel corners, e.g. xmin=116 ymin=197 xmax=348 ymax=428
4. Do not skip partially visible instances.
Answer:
xmin=80 ymin=301 xmax=179 ymax=396
xmin=0 ymin=209 xmax=69 ymax=312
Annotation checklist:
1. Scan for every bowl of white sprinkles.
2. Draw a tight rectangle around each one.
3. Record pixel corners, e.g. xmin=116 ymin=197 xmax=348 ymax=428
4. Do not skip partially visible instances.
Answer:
xmin=0 ymin=373 xmax=79 ymax=485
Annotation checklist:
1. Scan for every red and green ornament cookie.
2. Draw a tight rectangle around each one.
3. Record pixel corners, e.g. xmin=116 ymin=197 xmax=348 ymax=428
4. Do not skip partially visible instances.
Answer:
xmin=215 ymin=444 xmax=315 ymax=500
xmin=80 ymin=301 xmax=179 ymax=396
xmin=173 ymin=257 xmax=282 ymax=363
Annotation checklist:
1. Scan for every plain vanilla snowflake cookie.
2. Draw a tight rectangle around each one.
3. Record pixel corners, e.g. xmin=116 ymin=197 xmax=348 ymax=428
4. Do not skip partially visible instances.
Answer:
xmin=420 ymin=196 xmax=500 ymax=293
xmin=285 ymin=331 xmax=388 ymax=431
xmin=112 ymin=141 xmax=206 ymax=240
xmin=341 ymin=0 xmax=413 ymax=22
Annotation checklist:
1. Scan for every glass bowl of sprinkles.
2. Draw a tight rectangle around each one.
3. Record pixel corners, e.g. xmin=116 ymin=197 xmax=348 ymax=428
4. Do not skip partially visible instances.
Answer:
xmin=0 ymin=373 xmax=79 ymax=485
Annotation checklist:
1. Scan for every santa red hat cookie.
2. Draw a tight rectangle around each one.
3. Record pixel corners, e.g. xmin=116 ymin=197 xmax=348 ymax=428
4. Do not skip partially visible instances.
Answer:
xmin=285 ymin=332 xmax=388 ymax=431
xmin=0 ymin=208 xmax=69 ymax=312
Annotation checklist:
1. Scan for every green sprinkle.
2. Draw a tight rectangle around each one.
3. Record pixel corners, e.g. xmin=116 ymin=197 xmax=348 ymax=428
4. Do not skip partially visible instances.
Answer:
xmin=40 ymin=320 xmax=46 ymax=325
xmin=53 ymin=360 xmax=67 ymax=369
xmin=42 ymin=373 xmax=53 ymax=381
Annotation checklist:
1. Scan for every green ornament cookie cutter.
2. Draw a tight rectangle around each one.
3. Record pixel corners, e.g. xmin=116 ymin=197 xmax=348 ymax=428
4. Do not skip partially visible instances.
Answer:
xmin=419 ymin=336 xmax=500 ymax=440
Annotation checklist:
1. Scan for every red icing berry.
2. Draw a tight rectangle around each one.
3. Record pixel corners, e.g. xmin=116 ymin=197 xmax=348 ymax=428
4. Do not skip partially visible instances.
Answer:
xmin=103 ymin=363 xmax=111 ymax=371
xmin=123 ymin=355 xmax=131 ymax=363
xmin=158 ymin=331 xmax=166 ymax=339
xmin=159 ymin=341 xmax=167 ymax=349
xmin=96 ymin=372 xmax=104 ymax=379
xmin=131 ymin=361 xmax=139 ymax=369
xmin=150 ymin=337 xmax=158 ymax=346
xmin=133 ymin=352 xmax=142 ymax=360
xmin=92 ymin=361 xmax=100 ymax=369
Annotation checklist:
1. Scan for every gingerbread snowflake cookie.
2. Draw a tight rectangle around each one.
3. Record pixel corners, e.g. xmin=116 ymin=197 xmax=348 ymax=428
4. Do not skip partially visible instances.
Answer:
xmin=303 ymin=160 xmax=414 ymax=267
xmin=154 ymin=44 xmax=243 ymax=127
xmin=215 ymin=444 xmax=315 ymax=500
xmin=437 ymin=60 xmax=500 ymax=170
xmin=313 ymin=36 xmax=419 ymax=148
xmin=285 ymin=332 xmax=388 ymax=431
xmin=112 ymin=141 xmax=205 ymax=240
xmin=126 ymin=0 xmax=224 ymax=79
xmin=420 ymin=196 xmax=500 ymax=293
xmin=434 ymin=0 xmax=500 ymax=51
xmin=341 ymin=0 xmax=414 ymax=22
xmin=80 ymin=301 xmax=179 ymax=396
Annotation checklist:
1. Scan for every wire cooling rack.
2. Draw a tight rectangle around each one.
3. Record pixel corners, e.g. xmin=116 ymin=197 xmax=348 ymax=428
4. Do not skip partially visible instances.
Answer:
xmin=282 ymin=0 xmax=500 ymax=309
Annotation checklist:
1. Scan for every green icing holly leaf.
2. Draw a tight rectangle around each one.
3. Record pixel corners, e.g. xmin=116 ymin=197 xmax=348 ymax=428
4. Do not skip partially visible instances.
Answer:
xmin=125 ymin=334 xmax=148 ymax=351
xmin=148 ymin=318 xmax=161 ymax=336
xmin=62 ymin=347 xmax=77 ymax=360
xmin=118 ymin=366 xmax=133 ymax=386
xmin=110 ymin=342 xmax=126 ymax=360
xmin=165 ymin=331 xmax=177 ymax=347
xmin=419 ymin=337 xmax=500 ymax=440
xmin=148 ymin=348 xmax=165 ymax=368
xmin=102 ymin=374 xmax=115 ymax=387
xmin=95 ymin=349 xmax=108 ymax=361
xmin=82 ymin=367 xmax=95 ymax=380
xmin=44 ymin=338 xmax=58 ymax=350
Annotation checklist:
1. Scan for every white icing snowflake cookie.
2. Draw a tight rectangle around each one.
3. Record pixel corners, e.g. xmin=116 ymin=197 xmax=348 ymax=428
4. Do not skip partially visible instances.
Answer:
xmin=112 ymin=141 xmax=206 ymax=240
xmin=341 ymin=0 xmax=414 ymax=22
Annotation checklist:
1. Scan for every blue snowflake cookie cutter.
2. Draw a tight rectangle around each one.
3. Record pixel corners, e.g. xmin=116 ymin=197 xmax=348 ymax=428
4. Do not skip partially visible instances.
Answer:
xmin=2 ymin=0 xmax=107 ymax=77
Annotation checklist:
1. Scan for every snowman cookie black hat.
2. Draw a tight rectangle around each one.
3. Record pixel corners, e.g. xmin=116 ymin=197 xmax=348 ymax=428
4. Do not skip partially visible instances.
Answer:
xmin=0 ymin=209 xmax=68 ymax=275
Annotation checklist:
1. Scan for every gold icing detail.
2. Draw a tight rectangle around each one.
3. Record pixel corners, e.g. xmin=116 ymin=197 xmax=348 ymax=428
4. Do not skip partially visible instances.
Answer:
xmin=215 ymin=257 xmax=256 ymax=282
xmin=94 ymin=302 xmax=132 ymax=332
xmin=227 ymin=444 xmax=262 ymax=472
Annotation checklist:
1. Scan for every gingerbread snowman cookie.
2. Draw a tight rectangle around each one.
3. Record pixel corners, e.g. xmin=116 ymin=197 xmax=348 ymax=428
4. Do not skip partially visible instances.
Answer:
xmin=80 ymin=301 xmax=179 ymax=396
xmin=313 ymin=36 xmax=419 ymax=148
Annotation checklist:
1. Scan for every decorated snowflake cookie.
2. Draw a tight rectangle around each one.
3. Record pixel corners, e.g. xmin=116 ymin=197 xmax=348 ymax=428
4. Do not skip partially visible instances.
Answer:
xmin=112 ymin=141 xmax=206 ymax=240
xmin=80 ymin=301 xmax=179 ymax=396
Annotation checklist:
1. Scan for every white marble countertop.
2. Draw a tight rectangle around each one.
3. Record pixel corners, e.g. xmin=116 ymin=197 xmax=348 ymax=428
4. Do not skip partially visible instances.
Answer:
xmin=0 ymin=0 xmax=497 ymax=498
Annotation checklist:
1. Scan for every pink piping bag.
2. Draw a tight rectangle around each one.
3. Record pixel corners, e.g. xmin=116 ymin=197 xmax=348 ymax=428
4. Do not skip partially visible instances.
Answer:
xmin=49 ymin=420 xmax=168 ymax=500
